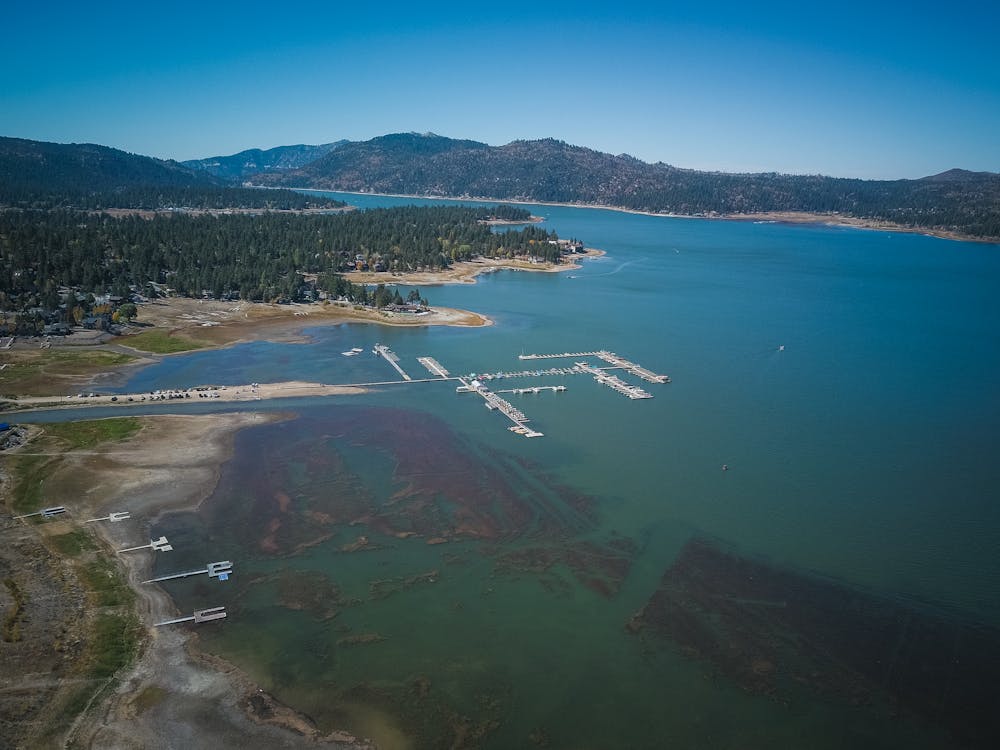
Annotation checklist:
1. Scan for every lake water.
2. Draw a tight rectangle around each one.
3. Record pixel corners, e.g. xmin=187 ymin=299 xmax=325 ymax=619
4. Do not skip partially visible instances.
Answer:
xmin=58 ymin=197 xmax=1000 ymax=747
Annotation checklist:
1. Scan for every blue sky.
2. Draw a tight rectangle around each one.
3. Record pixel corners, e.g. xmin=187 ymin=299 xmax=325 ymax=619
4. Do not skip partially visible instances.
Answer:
xmin=2 ymin=0 xmax=998 ymax=178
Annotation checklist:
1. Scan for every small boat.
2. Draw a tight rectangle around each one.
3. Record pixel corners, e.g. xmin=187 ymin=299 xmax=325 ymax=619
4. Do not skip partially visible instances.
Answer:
xmin=342 ymin=351 xmax=358 ymax=356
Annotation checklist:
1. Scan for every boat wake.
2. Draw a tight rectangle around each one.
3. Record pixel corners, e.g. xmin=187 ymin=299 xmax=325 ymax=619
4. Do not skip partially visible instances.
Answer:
xmin=580 ymin=257 xmax=646 ymax=278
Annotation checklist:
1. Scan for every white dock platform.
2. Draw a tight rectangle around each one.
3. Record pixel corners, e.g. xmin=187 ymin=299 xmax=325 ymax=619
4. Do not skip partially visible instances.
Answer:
xmin=417 ymin=356 xmax=450 ymax=377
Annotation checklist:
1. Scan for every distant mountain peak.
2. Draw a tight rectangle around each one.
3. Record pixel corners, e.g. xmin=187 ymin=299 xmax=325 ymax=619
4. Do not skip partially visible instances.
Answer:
xmin=921 ymin=168 xmax=999 ymax=182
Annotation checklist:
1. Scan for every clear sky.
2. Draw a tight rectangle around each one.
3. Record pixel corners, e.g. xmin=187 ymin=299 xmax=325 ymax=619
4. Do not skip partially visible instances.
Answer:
xmin=2 ymin=0 xmax=998 ymax=179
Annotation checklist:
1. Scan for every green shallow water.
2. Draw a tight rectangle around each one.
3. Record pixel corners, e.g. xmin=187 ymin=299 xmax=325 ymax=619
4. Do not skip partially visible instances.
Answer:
xmin=126 ymin=196 xmax=1000 ymax=748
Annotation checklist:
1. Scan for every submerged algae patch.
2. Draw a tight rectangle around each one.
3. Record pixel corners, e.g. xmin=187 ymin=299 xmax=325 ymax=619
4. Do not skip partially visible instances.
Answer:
xmin=629 ymin=537 xmax=1000 ymax=749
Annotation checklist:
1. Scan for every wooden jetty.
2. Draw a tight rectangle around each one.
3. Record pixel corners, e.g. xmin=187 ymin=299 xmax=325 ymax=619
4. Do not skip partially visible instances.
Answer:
xmin=154 ymin=606 xmax=227 ymax=627
xmin=373 ymin=344 xmax=411 ymax=381
xmin=119 ymin=536 xmax=173 ymax=554
xmin=13 ymin=506 xmax=67 ymax=520
xmin=85 ymin=511 xmax=131 ymax=523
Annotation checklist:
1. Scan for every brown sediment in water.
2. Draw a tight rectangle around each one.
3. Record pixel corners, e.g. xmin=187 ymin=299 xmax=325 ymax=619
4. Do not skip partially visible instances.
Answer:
xmin=629 ymin=537 xmax=1000 ymax=749
xmin=229 ymin=407 xmax=605 ymax=549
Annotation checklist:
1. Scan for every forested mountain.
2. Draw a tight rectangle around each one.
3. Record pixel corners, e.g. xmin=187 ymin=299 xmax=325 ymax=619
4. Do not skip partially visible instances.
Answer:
xmin=0 ymin=137 xmax=342 ymax=210
xmin=0 ymin=205 xmax=556 ymax=328
xmin=182 ymin=141 xmax=346 ymax=181
xmin=259 ymin=133 xmax=1000 ymax=239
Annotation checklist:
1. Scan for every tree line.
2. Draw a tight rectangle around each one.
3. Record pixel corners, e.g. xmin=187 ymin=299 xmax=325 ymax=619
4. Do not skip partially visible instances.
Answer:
xmin=0 ymin=204 xmax=560 ymax=325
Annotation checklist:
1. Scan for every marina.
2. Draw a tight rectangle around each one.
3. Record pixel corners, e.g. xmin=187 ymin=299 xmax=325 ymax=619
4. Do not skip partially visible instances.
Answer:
xmin=455 ymin=376 xmax=543 ymax=437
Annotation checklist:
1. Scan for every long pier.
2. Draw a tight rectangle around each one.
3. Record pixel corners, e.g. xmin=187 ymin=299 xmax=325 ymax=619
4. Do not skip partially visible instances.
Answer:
xmin=519 ymin=351 xmax=599 ymax=361
xmin=374 ymin=344 xmax=411 ymax=381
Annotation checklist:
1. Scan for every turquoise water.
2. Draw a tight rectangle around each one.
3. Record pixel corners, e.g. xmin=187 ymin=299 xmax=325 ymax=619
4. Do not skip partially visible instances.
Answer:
xmin=36 ymin=197 xmax=1000 ymax=747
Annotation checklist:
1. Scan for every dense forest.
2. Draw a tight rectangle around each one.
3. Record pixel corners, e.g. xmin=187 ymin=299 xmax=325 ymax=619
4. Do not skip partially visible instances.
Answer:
xmin=0 ymin=136 xmax=344 ymax=210
xmin=257 ymin=133 xmax=1000 ymax=239
xmin=0 ymin=205 xmax=557 ymax=329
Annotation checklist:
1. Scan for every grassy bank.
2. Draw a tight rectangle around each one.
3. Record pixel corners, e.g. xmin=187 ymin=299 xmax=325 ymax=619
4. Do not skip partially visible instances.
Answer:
xmin=2 ymin=418 xmax=147 ymax=746
xmin=45 ymin=417 xmax=142 ymax=450
xmin=123 ymin=329 xmax=209 ymax=354
xmin=0 ymin=349 xmax=137 ymax=397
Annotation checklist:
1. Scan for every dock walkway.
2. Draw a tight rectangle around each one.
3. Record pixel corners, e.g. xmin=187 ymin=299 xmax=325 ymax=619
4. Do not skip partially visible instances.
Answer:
xmin=594 ymin=351 xmax=670 ymax=383
xmin=518 ymin=351 xmax=599 ymax=360
xmin=374 ymin=344 xmax=411 ymax=381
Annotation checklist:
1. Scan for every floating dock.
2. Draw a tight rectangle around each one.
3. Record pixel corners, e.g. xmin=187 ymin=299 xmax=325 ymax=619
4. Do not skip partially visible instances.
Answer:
xmin=456 ymin=377 xmax=543 ymax=437
xmin=594 ymin=351 xmax=670 ymax=383
xmin=373 ymin=344 xmax=411 ymax=381
xmin=496 ymin=385 xmax=567 ymax=395
xmin=472 ymin=365 xmax=586 ymax=381
xmin=417 ymin=356 xmax=450 ymax=377
xmin=518 ymin=350 xmax=669 ymax=383
xmin=578 ymin=363 xmax=653 ymax=399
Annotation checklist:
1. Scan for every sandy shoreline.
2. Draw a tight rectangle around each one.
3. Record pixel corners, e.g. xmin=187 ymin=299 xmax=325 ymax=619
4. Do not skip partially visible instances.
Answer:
xmin=342 ymin=247 xmax=604 ymax=286
xmin=5 ymin=381 xmax=369 ymax=414
xmin=296 ymin=188 xmax=999 ymax=245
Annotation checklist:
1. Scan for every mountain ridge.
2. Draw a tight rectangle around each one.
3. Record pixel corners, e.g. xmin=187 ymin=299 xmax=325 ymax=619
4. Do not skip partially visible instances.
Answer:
xmin=251 ymin=133 xmax=999 ymax=239
xmin=0 ymin=136 xmax=343 ymax=210
xmin=181 ymin=141 xmax=347 ymax=181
